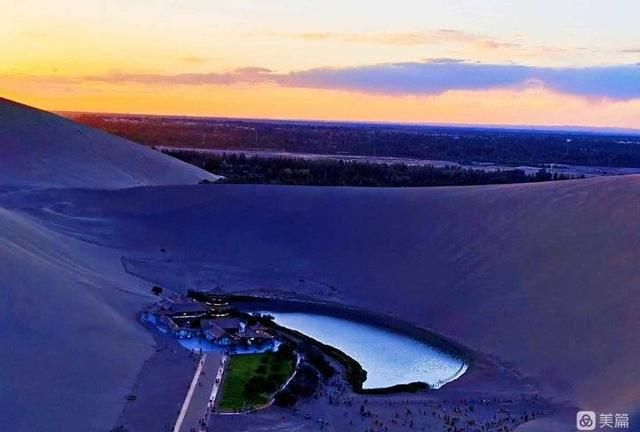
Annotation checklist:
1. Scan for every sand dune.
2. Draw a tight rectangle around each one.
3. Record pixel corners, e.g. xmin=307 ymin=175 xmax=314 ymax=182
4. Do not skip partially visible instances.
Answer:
xmin=3 ymin=178 xmax=638 ymax=430
xmin=0 ymin=98 xmax=218 ymax=189
xmin=0 ymin=203 xmax=155 ymax=431
xmin=0 ymin=100 xmax=638 ymax=431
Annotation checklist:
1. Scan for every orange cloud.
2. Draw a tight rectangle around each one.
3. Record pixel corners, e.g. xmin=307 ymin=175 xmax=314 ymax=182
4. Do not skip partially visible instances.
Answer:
xmin=287 ymin=30 xmax=521 ymax=49
xmin=181 ymin=56 xmax=212 ymax=64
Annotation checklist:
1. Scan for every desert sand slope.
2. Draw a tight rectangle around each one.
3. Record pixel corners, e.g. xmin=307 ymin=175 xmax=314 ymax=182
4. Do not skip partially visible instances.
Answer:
xmin=3 ymin=177 xmax=637 ymax=431
xmin=0 ymin=98 xmax=218 ymax=189
xmin=0 ymin=203 xmax=157 ymax=432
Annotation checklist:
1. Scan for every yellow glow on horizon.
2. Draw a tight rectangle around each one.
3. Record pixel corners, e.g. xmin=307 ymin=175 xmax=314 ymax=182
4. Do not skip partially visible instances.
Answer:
xmin=3 ymin=77 xmax=639 ymax=129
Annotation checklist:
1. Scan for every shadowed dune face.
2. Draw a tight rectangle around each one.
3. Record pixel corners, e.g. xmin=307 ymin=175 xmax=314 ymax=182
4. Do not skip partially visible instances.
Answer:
xmin=0 ymin=205 xmax=155 ymax=432
xmin=0 ymin=98 xmax=218 ymax=189
xmin=4 ymin=177 xmax=637 ymax=424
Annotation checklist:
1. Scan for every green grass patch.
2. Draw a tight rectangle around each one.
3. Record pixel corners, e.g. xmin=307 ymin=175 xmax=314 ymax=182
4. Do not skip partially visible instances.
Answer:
xmin=218 ymin=348 xmax=295 ymax=412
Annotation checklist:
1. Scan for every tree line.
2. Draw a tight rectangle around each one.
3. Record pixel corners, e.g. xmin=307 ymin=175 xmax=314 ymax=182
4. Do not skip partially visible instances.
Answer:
xmin=167 ymin=151 xmax=581 ymax=187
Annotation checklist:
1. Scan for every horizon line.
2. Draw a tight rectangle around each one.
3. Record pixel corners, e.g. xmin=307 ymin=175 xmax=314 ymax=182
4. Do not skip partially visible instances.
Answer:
xmin=58 ymin=109 xmax=640 ymax=137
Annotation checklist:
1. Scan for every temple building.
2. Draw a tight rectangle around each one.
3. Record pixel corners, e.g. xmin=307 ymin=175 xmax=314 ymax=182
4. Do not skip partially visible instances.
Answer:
xmin=207 ymin=295 xmax=232 ymax=317
xmin=141 ymin=295 xmax=275 ymax=351
xmin=140 ymin=297 xmax=208 ymax=338
xmin=201 ymin=318 xmax=275 ymax=350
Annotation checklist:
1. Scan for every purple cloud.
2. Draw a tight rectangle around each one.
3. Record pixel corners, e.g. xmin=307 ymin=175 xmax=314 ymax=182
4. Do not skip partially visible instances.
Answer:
xmin=281 ymin=61 xmax=532 ymax=94
xmin=81 ymin=61 xmax=640 ymax=100
xmin=540 ymin=65 xmax=640 ymax=99
xmin=283 ymin=61 xmax=640 ymax=100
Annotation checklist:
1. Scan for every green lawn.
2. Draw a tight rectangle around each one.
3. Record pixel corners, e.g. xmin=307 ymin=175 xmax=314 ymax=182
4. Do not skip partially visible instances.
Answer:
xmin=218 ymin=351 xmax=295 ymax=412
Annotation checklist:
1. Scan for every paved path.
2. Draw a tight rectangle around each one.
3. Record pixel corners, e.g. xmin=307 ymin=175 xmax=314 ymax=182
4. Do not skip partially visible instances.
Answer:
xmin=174 ymin=352 xmax=227 ymax=432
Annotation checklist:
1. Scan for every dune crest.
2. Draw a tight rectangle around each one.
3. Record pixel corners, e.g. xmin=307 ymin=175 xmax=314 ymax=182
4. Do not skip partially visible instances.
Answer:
xmin=0 ymin=98 xmax=218 ymax=189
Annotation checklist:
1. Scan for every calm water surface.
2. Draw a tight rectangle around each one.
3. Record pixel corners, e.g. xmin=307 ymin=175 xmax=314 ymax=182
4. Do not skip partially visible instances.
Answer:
xmin=265 ymin=312 xmax=467 ymax=389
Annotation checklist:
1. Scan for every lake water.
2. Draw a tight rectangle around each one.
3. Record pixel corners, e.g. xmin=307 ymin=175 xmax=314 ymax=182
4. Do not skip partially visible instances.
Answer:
xmin=265 ymin=312 xmax=467 ymax=389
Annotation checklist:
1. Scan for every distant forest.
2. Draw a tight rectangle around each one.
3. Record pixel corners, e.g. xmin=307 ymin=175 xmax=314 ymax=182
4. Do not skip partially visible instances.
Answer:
xmin=167 ymin=151 xmax=579 ymax=187
xmin=73 ymin=114 xmax=640 ymax=168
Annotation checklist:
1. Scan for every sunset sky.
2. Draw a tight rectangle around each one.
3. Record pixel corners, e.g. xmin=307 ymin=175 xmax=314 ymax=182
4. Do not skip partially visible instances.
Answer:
xmin=2 ymin=0 xmax=640 ymax=128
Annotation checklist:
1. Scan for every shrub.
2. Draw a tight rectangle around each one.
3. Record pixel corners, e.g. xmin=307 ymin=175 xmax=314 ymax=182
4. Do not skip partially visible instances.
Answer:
xmin=274 ymin=364 xmax=319 ymax=408
xmin=244 ymin=376 xmax=267 ymax=396
xmin=302 ymin=344 xmax=335 ymax=378
xmin=276 ymin=343 xmax=295 ymax=362
xmin=274 ymin=389 xmax=297 ymax=407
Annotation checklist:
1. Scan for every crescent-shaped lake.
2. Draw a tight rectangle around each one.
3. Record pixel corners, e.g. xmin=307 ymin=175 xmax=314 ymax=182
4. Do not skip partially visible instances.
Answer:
xmin=266 ymin=311 xmax=467 ymax=390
